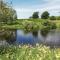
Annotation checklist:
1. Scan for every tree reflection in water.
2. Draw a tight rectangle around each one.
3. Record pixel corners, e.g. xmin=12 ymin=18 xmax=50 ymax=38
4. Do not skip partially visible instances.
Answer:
xmin=0 ymin=29 xmax=16 ymax=45
xmin=32 ymin=31 xmax=38 ymax=37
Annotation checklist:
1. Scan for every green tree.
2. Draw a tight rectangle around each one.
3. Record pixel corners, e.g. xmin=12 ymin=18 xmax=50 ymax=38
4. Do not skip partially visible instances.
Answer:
xmin=41 ymin=11 xmax=49 ymax=19
xmin=0 ymin=0 xmax=17 ymax=24
xmin=32 ymin=12 xmax=39 ymax=19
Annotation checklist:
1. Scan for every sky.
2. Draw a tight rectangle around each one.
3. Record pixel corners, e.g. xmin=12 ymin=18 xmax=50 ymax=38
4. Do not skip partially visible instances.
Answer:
xmin=7 ymin=0 xmax=60 ymax=19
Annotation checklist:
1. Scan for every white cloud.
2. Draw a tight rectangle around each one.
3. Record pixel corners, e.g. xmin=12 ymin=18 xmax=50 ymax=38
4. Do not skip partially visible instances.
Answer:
xmin=15 ymin=0 xmax=60 ymax=18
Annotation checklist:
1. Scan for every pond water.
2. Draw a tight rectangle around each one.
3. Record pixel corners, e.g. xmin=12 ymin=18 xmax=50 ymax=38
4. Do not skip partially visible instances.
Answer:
xmin=0 ymin=29 xmax=60 ymax=47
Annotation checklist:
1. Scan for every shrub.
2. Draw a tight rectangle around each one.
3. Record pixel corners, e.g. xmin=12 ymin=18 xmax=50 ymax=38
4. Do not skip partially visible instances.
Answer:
xmin=50 ymin=16 xmax=56 ymax=20
xmin=41 ymin=21 xmax=57 ymax=36
xmin=42 ymin=21 xmax=51 ymax=26
xmin=43 ymin=21 xmax=57 ymax=29
xmin=23 ymin=21 xmax=39 ymax=32
xmin=50 ymin=22 xmax=57 ymax=29
xmin=56 ymin=16 xmax=60 ymax=20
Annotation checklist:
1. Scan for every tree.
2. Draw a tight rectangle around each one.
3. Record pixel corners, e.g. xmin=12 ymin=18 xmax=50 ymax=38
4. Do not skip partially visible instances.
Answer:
xmin=0 ymin=0 xmax=17 ymax=24
xmin=41 ymin=11 xmax=49 ymax=19
xmin=50 ymin=16 xmax=56 ymax=20
xmin=32 ymin=12 xmax=39 ymax=19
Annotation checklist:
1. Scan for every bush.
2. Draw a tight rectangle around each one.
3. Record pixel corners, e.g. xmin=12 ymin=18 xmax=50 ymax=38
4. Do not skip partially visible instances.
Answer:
xmin=41 ymin=21 xmax=57 ymax=36
xmin=50 ymin=16 xmax=56 ymax=20
xmin=50 ymin=22 xmax=57 ymax=29
xmin=42 ymin=21 xmax=51 ymax=26
xmin=56 ymin=16 xmax=60 ymax=20
xmin=23 ymin=21 xmax=39 ymax=32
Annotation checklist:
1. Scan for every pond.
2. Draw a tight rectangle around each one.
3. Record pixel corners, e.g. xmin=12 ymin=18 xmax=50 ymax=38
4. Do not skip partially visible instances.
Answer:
xmin=0 ymin=29 xmax=60 ymax=47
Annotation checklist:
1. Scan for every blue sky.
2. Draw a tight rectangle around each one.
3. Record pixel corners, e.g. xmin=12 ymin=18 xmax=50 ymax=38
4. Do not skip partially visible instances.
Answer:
xmin=7 ymin=0 xmax=60 ymax=19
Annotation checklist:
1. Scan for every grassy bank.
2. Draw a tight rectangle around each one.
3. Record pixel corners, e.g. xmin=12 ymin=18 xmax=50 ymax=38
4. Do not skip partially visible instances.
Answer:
xmin=1 ymin=19 xmax=60 ymax=30
xmin=1 ymin=19 xmax=45 ymax=29
xmin=0 ymin=45 xmax=60 ymax=60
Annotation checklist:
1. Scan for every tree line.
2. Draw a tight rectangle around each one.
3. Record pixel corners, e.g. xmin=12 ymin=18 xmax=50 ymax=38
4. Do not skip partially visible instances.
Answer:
xmin=30 ymin=11 xmax=60 ymax=20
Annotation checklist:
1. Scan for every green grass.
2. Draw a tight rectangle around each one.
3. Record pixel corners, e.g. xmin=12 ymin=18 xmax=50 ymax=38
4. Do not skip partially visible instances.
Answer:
xmin=53 ymin=20 xmax=60 ymax=29
xmin=1 ymin=19 xmax=60 ymax=30
xmin=0 ymin=45 xmax=60 ymax=60
xmin=0 ymin=19 xmax=48 ymax=29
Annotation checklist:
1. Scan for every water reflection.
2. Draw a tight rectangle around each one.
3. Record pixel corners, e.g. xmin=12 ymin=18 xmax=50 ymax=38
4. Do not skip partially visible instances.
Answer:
xmin=32 ymin=31 xmax=38 ymax=37
xmin=45 ymin=30 xmax=60 ymax=47
xmin=6 ymin=29 xmax=16 ymax=44
xmin=40 ymin=27 xmax=50 ymax=36
xmin=16 ymin=30 xmax=39 ymax=45
xmin=0 ymin=29 xmax=60 ymax=47
xmin=16 ymin=29 xmax=60 ymax=47
xmin=0 ymin=29 xmax=16 ymax=45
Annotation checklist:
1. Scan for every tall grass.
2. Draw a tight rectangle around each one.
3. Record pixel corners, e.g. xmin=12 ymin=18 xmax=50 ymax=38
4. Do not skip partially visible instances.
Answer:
xmin=0 ymin=45 xmax=60 ymax=60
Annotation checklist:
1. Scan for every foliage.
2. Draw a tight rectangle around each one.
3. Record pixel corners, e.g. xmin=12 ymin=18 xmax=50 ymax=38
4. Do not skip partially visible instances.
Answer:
xmin=1 ymin=19 xmax=58 ymax=30
xmin=32 ymin=12 xmax=39 ymax=19
xmin=22 ymin=20 xmax=39 ymax=32
xmin=0 ymin=45 xmax=60 ymax=60
xmin=50 ymin=16 xmax=56 ymax=20
xmin=0 ymin=0 xmax=17 ymax=24
xmin=42 ymin=21 xmax=50 ymax=26
xmin=41 ymin=21 xmax=57 ymax=36
xmin=56 ymin=16 xmax=60 ymax=20
xmin=42 ymin=21 xmax=57 ymax=29
xmin=50 ymin=22 xmax=57 ymax=29
xmin=41 ymin=11 xmax=49 ymax=19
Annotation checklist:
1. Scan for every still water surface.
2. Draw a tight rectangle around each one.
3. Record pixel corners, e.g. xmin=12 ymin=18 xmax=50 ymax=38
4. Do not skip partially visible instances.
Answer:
xmin=0 ymin=29 xmax=60 ymax=47
xmin=16 ymin=30 xmax=60 ymax=47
